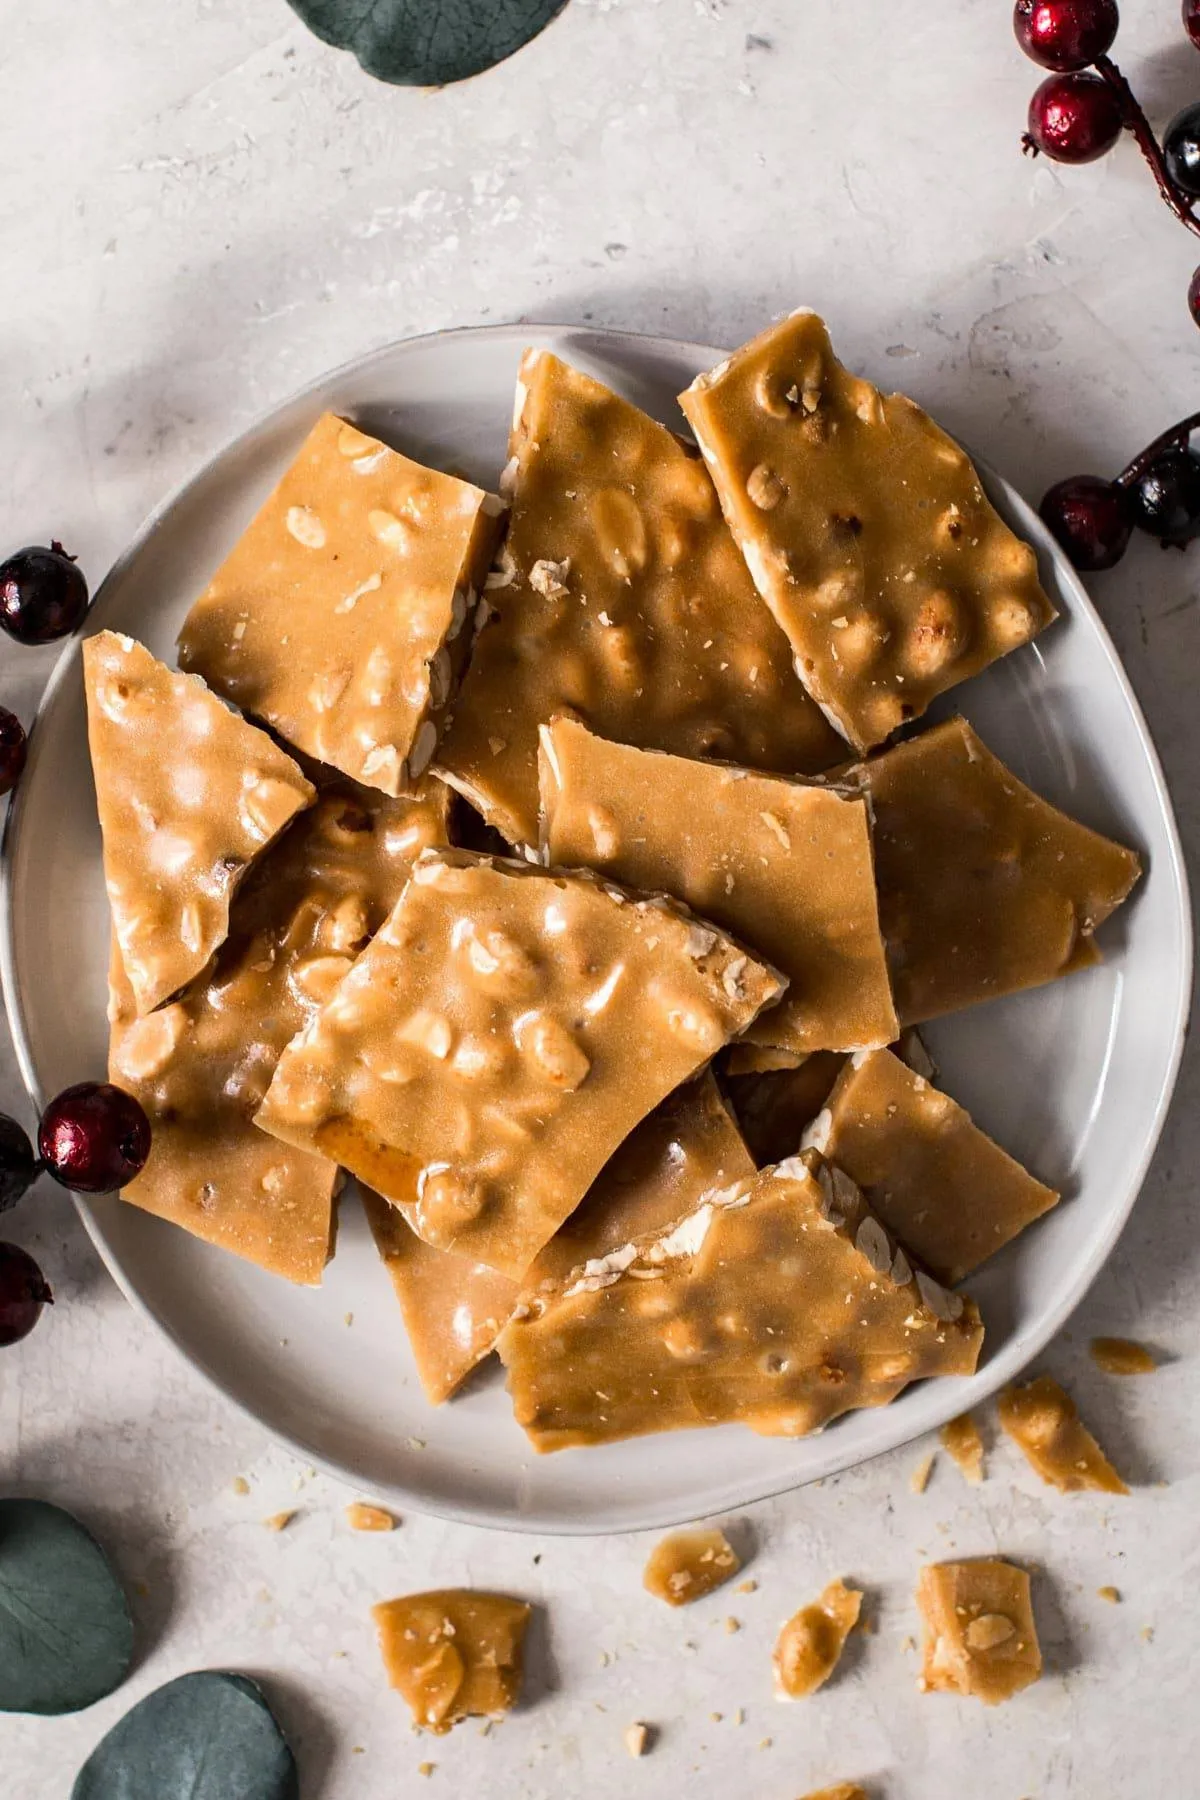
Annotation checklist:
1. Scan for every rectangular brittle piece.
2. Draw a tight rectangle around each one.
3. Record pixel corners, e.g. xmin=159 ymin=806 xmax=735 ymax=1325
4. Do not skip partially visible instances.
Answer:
xmin=435 ymin=349 xmax=843 ymax=846
xmin=256 ymin=850 xmax=783 ymax=1278
xmin=680 ymin=311 xmax=1057 ymax=750
xmin=917 ymin=1560 xmax=1042 ymax=1704
xmin=804 ymin=1048 xmax=1059 ymax=1285
xmin=539 ymin=716 xmax=896 ymax=1055
xmin=178 ymin=413 xmax=502 ymax=796
xmin=110 ymin=779 xmax=449 ymax=1283
xmin=498 ymin=1157 xmax=982 ymax=1452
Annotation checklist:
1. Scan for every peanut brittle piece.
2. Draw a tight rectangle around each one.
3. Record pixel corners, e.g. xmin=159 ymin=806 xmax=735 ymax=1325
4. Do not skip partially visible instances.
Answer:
xmin=643 ymin=1526 xmax=741 ymax=1607
xmin=801 ymin=1787 xmax=868 ymax=1800
xmin=539 ymin=716 xmax=896 ymax=1055
xmin=364 ymin=1071 xmax=753 ymax=1404
xmin=109 ymin=779 xmax=448 ymax=1282
xmin=85 ymin=631 xmax=315 ymax=1015
xmin=498 ymin=1158 xmax=982 ymax=1452
xmin=720 ymin=1050 xmax=848 ymax=1167
xmin=257 ymin=850 xmax=782 ymax=1278
xmin=856 ymin=716 xmax=1142 ymax=1024
xmin=998 ymin=1375 xmax=1128 ymax=1494
xmin=940 ymin=1412 xmax=986 ymax=1485
xmin=680 ymin=311 xmax=1057 ymax=750
xmin=917 ymin=1560 xmax=1042 ymax=1704
xmin=178 ymin=413 xmax=502 ymax=796
xmin=435 ymin=349 xmax=842 ymax=846
xmin=803 ymin=1049 xmax=1059 ymax=1285
xmin=774 ymin=1578 xmax=862 ymax=1698
xmin=372 ymin=1590 xmax=531 ymax=1733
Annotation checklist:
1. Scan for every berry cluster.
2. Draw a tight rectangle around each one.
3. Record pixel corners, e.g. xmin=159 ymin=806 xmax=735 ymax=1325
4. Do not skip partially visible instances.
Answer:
xmin=0 ymin=542 xmax=91 ymax=798
xmin=1016 ymin=1 xmax=1200 ymax=327
xmin=1040 ymin=411 xmax=1200 ymax=568
xmin=0 ymin=1082 xmax=152 ymax=1346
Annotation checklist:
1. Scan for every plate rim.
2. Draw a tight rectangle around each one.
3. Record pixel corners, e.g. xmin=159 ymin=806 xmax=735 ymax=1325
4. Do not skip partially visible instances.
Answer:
xmin=1 ymin=318 xmax=1192 ymax=1535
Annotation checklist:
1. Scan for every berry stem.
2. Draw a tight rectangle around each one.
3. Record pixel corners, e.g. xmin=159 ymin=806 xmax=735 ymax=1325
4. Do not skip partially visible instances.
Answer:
xmin=1115 ymin=410 xmax=1200 ymax=487
xmin=1093 ymin=54 xmax=1200 ymax=241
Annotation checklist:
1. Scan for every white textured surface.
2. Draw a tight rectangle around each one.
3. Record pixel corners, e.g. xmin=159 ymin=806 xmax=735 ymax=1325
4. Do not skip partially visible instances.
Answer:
xmin=1 ymin=1 xmax=1197 ymax=1794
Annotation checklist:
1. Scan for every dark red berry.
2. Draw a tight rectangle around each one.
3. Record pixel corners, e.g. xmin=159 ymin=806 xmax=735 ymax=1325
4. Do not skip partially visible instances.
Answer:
xmin=1014 ymin=0 xmax=1120 ymax=71
xmin=1127 ymin=447 xmax=1200 ymax=544
xmin=1185 ymin=0 xmax=1200 ymax=52
xmin=0 ymin=542 xmax=89 ymax=645
xmin=1189 ymin=265 xmax=1200 ymax=328
xmin=1025 ymin=71 xmax=1124 ymax=162
xmin=1039 ymin=475 xmax=1132 ymax=570
xmin=0 ymin=1116 xmax=37 ymax=1213
xmin=0 ymin=1242 xmax=52 ymax=1346
xmin=0 ymin=707 xmax=27 ymax=797
xmin=1164 ymin=101 xmax=1200 ymax=198
xmin=38 ymin=1082 xmax=151 ymax=1194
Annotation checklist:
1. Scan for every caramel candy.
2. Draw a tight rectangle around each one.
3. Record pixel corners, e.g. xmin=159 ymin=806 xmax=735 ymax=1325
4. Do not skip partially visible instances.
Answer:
xmin=939 ymin=1412 xmax=985 ymax=1485
xmin=435 ymin=349 xmax=842 ymax=846
xmin=1090 ymin=1336 xmax=1156 ymax=1376
xmin=801 ymin=1787 xmax=868 ymax=1800
xmin=643 ymin=1527 xmax=741 ymax=1606
xmin=998 ymin=1375 xmax=1128 ymax=1495
xmin=85 ymin=631 xmax=315 ymax=1015
xmin=498 ymin=1158 xmax=983 ymax=1453
xmin=804 ymin=1049 xmax=1059 ymax=1285
xmin=539 ymin=717 xmax=896 ymax=1055
xmin=257 ymin=850 xmax=782 ymax=1278
xmin=178 ymin=413 xmax=501 ymax=796
xmin=680 ymin=312 xmax=1057 ymax=750
xmin=721 ymin=1050 xmax=848 ymax=1166
xmin=372 ymin=1590 xmax=531 ymax=1733
xmin=773 ymin=1578 xmax=862 ymax=1699
xmin=110 ymin=779 xmax=448 ymax=1283
xmin=917 ymin=1560 xmax=1042 ymax=1704
xmin=855 ymin=717 xmax=1141 ymax=1024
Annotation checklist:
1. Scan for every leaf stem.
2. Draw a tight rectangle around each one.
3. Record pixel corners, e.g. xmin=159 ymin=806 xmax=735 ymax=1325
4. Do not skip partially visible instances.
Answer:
xmin=1115 ymin=411 xmax=1200 ymax=489
xmin=1093 ymin=54 xmax=1200 ymax=242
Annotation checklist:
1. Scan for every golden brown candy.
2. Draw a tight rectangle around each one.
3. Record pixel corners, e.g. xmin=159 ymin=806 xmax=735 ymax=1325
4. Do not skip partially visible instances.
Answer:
xmin=998 ymin=1375 xmax=1128 ymax=1495
xmin=372 ymin=1590 xmax=531 ymax=1733
xmin=917 ymin=1560 xmax=1042 ymax=1705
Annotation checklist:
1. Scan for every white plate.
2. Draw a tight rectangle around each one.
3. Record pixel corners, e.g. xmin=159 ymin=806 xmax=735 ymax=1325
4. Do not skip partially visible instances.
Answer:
xmin=1 ymin=324 xmax=1191 ymax=1535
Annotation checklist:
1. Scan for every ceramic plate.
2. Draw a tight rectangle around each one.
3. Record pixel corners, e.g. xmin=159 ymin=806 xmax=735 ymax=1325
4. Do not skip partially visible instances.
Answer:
xmin=2 ymin=324 xmax=1190 ymax=1534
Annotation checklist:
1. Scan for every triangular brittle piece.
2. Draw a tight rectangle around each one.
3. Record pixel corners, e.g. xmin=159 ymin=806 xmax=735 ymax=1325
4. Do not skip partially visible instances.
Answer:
xmin=804 ymin=1049 xmax=1059 ymax=1285
xmin=680 ymin=312 xmax=1057 ymax=750
xmin=855 ymin=717 xmax=1142 ymax=1023
xmin=109 ymin=779 xmax=449 ymax=1283
xmin=85 ymin=631 xmax=315 ymax=1014
xmin=363 ymin=1070 xmax=753 ymax=1404
xmin=257 ymin=850 xmax=783 ymax=1278
xmin=435 ymin=349 xmax=842 ymax=846
xmin=178 ymin=413 xmax=502 ymax=796
xmin=539 ymin=716 xmax=896 ymax=1054
xmin=498 ymin=1157 xmax=982 ymax=1452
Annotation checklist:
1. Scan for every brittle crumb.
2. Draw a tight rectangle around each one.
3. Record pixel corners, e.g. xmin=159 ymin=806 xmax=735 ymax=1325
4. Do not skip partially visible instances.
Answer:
xmin=910 ymin=1452 xmax=935 ymax=1494
xmin=263 ymin=1510 xmax=296 ymax=1532
xmin=346 ymin=1501 xmax=397 ymax=1532
xmin=736 ymin=1578 xmax=758 ymax=1594
xmin=624 ymin=1722 xmax=652 ymax=1757
xmin=1097 ymin=1586 xmax=1121 ymax=1604
xmin=418 ymin=1763 xmax=435 ymax=1778
xmin=231 ymin=1475 xmax=251 ymax=1496
xmin=725 ymin=1616 xmax=741 ymax=1633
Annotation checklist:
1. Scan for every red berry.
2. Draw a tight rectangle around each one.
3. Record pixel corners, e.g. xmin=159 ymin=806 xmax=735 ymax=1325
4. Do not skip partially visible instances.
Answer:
xmin=38 ymin=1082 xmax=151 ymax=1194
xmin=1025 ymin=71 xmax=1124 ymax=162
xmin=0 ymin=542 xmax=89 ymax=645
xmin=1127 ymin=447 xmax=1200 ymax=544
xmin=0 ymin=707 xmax=27 ymax=797
xmin=1185 ymin=0 xmax=1200 ymax=52
xmin=0 ymin=1116 xmax=37 ymax=1213
xmin=1189 ymin=265 xmax=1200 ymax=328
xmin=0 ymin=1242 xmax=52 ymax=1346
xmin=1014 ymin=0 xmax=1120 ymax=71
xmin=1039 ymin=475 xmax=1132 ymax=570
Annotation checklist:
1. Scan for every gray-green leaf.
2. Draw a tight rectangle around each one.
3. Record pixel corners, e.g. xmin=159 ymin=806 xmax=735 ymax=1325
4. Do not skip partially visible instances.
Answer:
xmin=72 ymin=1671 xmax=299 ymax=1800
xmin=287 ymin=0 xmax=570 ymax=86
xmin=0 ymin=1498 xmax=133 ymax=1715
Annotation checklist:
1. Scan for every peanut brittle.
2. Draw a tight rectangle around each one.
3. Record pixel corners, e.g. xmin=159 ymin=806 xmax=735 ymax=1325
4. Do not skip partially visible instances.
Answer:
xmin=680 ymin=311 xmax=1057 ymax=750
xmin=257 ymin=851 xmax=782 ymax=1278
xmin=856 ymin=716 xmax=1142 ymax=1024
xmin=109 ymin=779 xmax=449 ymax=1282
xmin=998 ymin=1375 xmax=1128 ymax=1494
xmin=539 ymin=716 xmax=896 ymax=1055
xmin=85 ymin=631 xmax=315 ymax=1015
xmin=435 ymin=349 xmax=843 ymax=846
xmin=917 ymin=1560 xmax=1042 ymax=1704
xmin=178 ymin=413 xmax=502 ymax=796
xmin=643 ymin=1526 xmax=741 ymax=1606
xmin=773 ymin=1578 xmax=862 ymax=1698
xmin=720 ymin=1050 xmax=848 ymax=1167
xmin=363 ymin=1070 xmax=753 ymax=1403
xmin=498 ymin=1158 xmax=982 ymax=1452
xmin=372 ymin=1590 xmax=531 ymax=1733
xmin=803 ymin=1049 xmax=1059 ymax=1285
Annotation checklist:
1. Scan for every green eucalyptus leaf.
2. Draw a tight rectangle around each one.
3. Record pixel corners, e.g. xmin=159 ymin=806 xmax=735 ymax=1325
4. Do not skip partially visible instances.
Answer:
xmin=287 ymin=0 xmax=570 ymax=86
xmin=0 ymin=1498 xmax=133 ymax=1716
xmin=72 ymin=1671 xmax=299 ymax=1800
